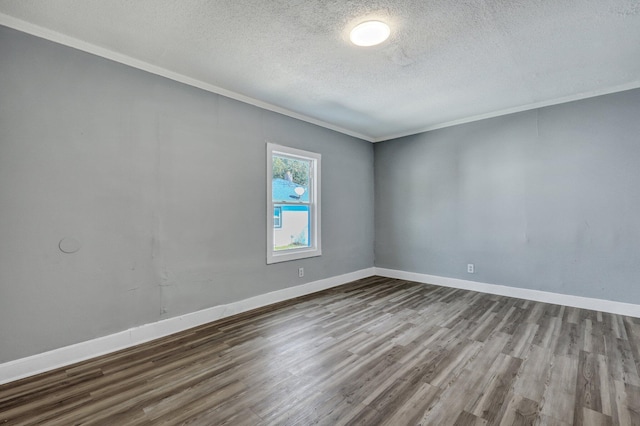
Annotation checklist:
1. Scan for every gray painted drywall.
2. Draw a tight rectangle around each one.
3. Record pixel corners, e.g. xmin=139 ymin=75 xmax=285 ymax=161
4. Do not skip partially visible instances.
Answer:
xmin=0 ymin=26 xmax=374 ymax=363
xmin=375 ymin=88 xmax=640 ymax=305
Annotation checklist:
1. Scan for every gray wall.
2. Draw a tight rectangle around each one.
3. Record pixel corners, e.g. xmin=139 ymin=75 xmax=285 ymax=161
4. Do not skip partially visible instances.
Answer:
xmin=375 ymin=89 xmax=640 ymax=305
xmin=0 ymin=26 xmax=374 ymax=363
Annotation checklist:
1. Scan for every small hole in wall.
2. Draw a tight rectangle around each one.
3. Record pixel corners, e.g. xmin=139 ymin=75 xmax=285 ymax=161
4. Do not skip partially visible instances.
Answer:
xmin=59 ymin=237 xmax=81 ymax=254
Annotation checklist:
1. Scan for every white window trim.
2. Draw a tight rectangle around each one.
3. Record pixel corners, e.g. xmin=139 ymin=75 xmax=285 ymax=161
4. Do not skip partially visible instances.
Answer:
xmin=267 ymin=143 xmax=321 ymax=264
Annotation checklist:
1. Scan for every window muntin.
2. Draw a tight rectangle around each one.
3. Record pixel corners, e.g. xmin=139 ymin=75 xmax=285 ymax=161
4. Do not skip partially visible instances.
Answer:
xmin=267 ymin=143 xmax=321 ymax=264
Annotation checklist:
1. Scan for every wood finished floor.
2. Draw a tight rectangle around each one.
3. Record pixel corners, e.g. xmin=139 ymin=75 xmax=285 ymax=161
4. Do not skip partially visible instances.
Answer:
xmin=1 ymin=276 xmax=640 ymax=425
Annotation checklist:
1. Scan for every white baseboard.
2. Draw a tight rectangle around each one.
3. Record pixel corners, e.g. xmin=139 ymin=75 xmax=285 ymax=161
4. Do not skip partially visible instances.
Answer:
xmin=4 ymin=266 xmax=638 ymax=385
xmin=0 ymin=267 xmax=375 ymax=385
xmin=375 ymin=267 xmax=640 ymax=318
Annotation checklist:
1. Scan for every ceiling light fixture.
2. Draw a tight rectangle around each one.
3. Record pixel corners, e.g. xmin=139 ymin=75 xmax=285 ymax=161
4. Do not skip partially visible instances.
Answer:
xmin=349 ymin=21 xmax=390 ymax=47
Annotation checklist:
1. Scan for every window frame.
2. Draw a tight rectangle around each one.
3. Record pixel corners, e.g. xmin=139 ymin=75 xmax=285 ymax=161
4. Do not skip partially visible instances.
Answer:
xmin=266 ymin=143 xmax=321 ymax=264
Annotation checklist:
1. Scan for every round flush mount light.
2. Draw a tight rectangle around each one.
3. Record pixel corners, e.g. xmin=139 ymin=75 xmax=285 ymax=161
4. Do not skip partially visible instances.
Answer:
xmin=349 ymin=21 xmax=390 ymax=47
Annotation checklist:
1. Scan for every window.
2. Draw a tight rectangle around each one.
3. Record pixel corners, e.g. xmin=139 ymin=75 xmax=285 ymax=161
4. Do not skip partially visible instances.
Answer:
xmin=267 ymin=143 xmax=321 ymax=264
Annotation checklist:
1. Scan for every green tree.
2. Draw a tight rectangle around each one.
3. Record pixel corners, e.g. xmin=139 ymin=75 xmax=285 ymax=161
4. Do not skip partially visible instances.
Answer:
xmin=272 ymin=155 xmax=309 ymax=186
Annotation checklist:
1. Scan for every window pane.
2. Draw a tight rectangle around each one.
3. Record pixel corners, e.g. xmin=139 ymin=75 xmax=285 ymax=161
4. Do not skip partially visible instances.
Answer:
xmin=273 ymin=204 xmax=310 ymax=251
xmin=273 ymin=206 xmax=282 ymax=228
xmin=272 ymin=155 xmax=310 ymax=202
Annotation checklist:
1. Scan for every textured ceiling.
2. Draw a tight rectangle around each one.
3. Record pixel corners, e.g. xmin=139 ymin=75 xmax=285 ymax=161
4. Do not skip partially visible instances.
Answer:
xmin=1 ymin=0 xmax=639 ymax=142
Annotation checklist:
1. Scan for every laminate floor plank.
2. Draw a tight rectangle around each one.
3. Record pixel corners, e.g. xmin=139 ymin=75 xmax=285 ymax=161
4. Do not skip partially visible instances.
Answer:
xmin=512 ymin=344 xmax=554 ymax=402
xmin=377 ymin=381 xmax=441 ymax=426
xmin=539 ymin=354 xmax=579 ymax=424
xmin=497 ymin=394 xmax=538 ymax=426
xmin=470 ymin=354 xmax=523 ymax=423
xmin=2 ymin=276 xmax=640 ymax=425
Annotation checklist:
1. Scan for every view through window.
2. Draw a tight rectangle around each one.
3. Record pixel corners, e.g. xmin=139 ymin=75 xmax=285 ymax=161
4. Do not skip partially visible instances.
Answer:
xmin=267 ymin=143 xmax=321 ymax=264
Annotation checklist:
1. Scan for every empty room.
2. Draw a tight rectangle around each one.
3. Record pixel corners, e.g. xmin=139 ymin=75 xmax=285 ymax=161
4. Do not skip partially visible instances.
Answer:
xmin=1 ymin=1 xmax=639 ymax=425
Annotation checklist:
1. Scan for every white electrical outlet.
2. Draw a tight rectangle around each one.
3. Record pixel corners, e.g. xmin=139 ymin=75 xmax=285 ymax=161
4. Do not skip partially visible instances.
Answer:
xmin=298 ymin=267 xmax=304 ymax=277
xmin=467 ymin=264 xmax=475 ymax=273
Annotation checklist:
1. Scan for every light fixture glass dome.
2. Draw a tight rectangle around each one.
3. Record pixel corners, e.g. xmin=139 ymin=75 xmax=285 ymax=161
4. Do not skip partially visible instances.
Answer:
xmin=350 ymin=21 xmax=390 ymax=47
